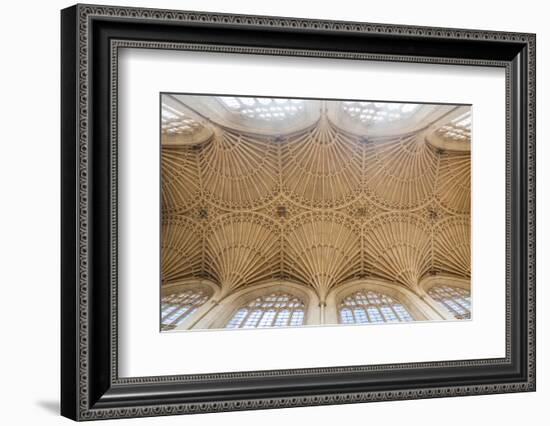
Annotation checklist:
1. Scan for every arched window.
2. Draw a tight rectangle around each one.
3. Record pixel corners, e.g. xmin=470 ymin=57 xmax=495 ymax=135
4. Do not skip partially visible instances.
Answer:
xmin=161 ymin=287 xmax=211 ymax=330
xmin=225 ymin=292 xmax=305 ymax=329
xmin=217 ymin=96 xmax=305 ymax=121
xmin=341 ymin=101 xmax=419 ymax=125
xmin=428 ymin=285 xmax=471 ymax=319
xmin=436 ymin=111 xmax=471 ymax=141
xmin=338 ymin=290 xmax=413 ymax=324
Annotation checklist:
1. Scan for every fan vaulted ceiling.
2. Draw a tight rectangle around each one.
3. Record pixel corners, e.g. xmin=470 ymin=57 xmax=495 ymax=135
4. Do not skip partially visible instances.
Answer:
xmin=161 ymin=94 xmax=471 ymax=302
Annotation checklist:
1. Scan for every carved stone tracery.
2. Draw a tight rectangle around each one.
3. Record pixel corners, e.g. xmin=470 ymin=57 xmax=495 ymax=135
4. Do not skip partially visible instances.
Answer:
xmin=161 ymin=99 xmax=471 ymax=302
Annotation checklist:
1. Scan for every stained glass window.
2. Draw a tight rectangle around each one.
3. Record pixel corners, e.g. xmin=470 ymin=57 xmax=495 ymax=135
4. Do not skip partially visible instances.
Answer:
xmin=161 ymin=287 xmax=211 ymax=330
xmin=161 ymin=103 xmax=202 ymax=136
xmin=428 ymin=285 xmax=471 ymax=319
xmin=436 ymin=112 xmax=471 ymax=141
xmin=341 ymin=101 xmax=420 ymax=125
xmin=339 ymin=290 xmax=413 ymax=324
xmin=225 ymin=292 xmax=306 ymax=329
xmin=217 ymin=96 xmax=305 ymax=121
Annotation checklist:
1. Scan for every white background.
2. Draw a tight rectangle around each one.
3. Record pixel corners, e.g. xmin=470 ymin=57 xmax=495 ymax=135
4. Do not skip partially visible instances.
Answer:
xmin=119 ymin=50 xmax=505 ymax=376
xmin=0 ymin=0 xmax=547 ymax=425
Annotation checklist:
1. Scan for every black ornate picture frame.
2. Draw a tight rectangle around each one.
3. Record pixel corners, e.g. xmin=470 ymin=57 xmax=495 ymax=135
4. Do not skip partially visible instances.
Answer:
xmin=61 ymin=4 xmax=536 ymax=421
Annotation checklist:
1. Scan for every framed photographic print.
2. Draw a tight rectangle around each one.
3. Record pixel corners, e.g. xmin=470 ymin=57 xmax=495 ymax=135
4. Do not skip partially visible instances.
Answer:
xmin=61 ymin=4 xmax=536 ymax=421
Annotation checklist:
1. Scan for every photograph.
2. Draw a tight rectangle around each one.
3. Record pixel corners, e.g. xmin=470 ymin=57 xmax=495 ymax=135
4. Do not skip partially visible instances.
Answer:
xmin=160 ymin=94 xmax=472 ymax=332
xmin=57 ymin=3 xmax=536 ymax=421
